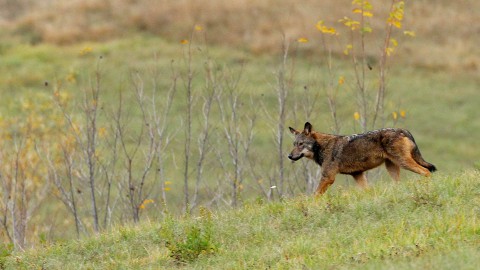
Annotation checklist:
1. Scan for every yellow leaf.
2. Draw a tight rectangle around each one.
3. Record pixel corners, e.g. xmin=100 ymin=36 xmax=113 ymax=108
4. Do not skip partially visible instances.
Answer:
xmin=392 ymin=111 xmax=398 ymax=120
xmin=194 ymin=25 xmax=203 ymax=31
xmin=98 ymin=127 xmax=107 ymax=138
xmin=315 ymin=20 xmax=325 ymax=31
xmin=339 ymin=17 xmax=360 ymax=30
xmin=180 ymin=39 xmax=189 ymax=45
xmin=387 ymin=18 xmax=402 ymax=29
xmin=388 ymin=1 xmax=404 ymax=28
xmin=390 ymin=38 xmax=398 ymax=47
xmin=353 ymin=8 xmax=373 ymax=17
xmin=403 ymin=30 xmax=416 ymax=37
xmin=352 ymin=0 xmax=373 ymax=10
xmin=363 ymin=11 xmax=373 ymax=17
xmin=354 ymin=112 xmax=360 ymax=120
xmin=364 ymin=1 xmax=373 ymax=10
xmin=393 ymin=10 xmax=404 ymax=21
xmin=386 ymin=47 xmax=394 ymax=56
xmin=400 ymin=110 xmax=406 ymax=118
xmin=79 ymin=46 xmax=93 ymax=56
xmin=338 ymin=75 xmax=345 ymax=85
xmin=316 ymin=21 xmax=337 ymax=35
xmin=297 ymin=37 xmax=309 ymax=43
xmin=66 ymin=72 xmax=77 ymax=83
xmin=361 ymin=26 xmax=372 ymax=33
xmin=324 ymin=27 xmax=337 ymax=35
xmin=352 ymin=8 xmax=362 ymax=13
xmin=344 ymin=44 xmax=353 ymax=55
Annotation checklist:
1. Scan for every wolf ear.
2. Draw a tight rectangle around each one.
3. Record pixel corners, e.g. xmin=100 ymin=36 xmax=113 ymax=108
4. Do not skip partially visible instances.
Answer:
xmin=289 ymin=127 xmax=300 ymax=135
xmin=304 ymin=122 xmax=312 ymax=135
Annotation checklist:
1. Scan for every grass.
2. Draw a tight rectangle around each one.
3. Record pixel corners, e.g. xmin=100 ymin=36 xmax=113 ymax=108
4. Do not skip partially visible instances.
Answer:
xmin=1 ymin=0 xmax=479 ymax=250
xmin=3 ymin=170 xmax=479 ymax=269
xmin=0 ymin=35 xmax=478 ymax=241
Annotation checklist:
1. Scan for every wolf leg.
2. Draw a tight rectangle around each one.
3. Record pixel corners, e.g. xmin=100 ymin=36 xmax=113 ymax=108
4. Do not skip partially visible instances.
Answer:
xmin=352 ymin=172 xmax=368 ymax=188
xmin=385 ymin=159 xmax=400 ymax=182
xmin=390 ymin=137 xmax=432 ymax=177
xmin=315 ymin=174 xmax=336 ymax=196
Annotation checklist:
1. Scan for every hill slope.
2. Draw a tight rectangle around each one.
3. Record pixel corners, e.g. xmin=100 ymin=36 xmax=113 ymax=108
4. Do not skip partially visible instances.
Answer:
xmin=3 ymin=171 xmax=479 ymax=269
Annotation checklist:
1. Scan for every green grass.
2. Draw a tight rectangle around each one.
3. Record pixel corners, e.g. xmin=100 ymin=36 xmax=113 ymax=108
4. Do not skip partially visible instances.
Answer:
xmin=1 ymin=0 xmax=479 ymax=264
xmin=3 ymin=171 xmax=479 ymax=269
xmin=0 ymin=31 xmax=479 ymax=246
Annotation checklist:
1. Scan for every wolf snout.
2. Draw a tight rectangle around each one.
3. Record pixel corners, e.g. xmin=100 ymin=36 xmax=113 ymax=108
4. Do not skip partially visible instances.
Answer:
xmin=288 ymin=153 xmax=303 ymax=161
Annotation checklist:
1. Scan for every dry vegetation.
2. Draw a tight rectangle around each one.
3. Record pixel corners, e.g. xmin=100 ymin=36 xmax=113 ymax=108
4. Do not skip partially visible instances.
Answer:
xmin=1 ymin=0 xmax=479 ymax=70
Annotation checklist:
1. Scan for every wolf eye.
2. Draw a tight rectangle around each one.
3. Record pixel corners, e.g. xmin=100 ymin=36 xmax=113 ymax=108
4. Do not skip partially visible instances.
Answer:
xmin=298 ymin=142 xmax=304 ymax=147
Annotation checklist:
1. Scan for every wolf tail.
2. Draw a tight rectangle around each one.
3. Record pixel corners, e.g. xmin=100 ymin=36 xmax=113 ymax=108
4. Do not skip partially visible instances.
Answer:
xmin=414 ymin=150 xmax=437 ymax=172
xmin=404 ymin=130 xmax=437 ymax=173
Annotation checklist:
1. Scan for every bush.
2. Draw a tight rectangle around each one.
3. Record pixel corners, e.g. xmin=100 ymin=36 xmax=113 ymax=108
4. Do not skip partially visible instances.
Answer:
xmin=0 ymin=244 xmax=13 ymax=270
xmin=161 ymin=218 xmax=218 ymax=264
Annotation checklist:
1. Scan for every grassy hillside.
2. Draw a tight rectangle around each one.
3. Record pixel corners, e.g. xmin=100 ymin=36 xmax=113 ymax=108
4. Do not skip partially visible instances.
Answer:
xmin=3 ymin=171 xmax=479 ymax=269
xmin=0 ymin=32 xmax=479 ymax=247
xmin=1 ymin=0 xmax=479 ymax=250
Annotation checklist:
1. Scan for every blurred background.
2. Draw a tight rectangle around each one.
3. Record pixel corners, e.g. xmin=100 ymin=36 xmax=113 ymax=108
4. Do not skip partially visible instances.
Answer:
xmin=0 ymin=0 xmax=478 ymax=70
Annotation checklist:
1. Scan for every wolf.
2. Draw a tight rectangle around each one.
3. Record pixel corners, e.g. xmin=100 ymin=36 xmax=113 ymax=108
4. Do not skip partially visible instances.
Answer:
xmin=288 ymin=122 xmax=436 ymax=196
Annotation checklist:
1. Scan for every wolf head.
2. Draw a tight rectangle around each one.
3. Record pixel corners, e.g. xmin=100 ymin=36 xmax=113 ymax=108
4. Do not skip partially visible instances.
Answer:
xmin=288 ymin=122 xmax=317 ymax=161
